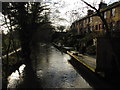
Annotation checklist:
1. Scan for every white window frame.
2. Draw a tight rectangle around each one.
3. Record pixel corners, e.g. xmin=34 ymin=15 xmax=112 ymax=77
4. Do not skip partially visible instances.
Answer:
xmin=112 ymin=8 xmax=115 ymax=17
xmin=90 ymin=17 xmax=92 ymax=23
xmin=104 ymin=12 xmax=107 ymax=18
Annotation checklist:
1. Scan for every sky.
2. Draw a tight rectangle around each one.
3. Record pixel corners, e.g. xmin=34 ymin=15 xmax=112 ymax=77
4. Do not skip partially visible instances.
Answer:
xmin=47 ymin=0 xmax=119 ymax=27
xmin=0 ymin=0 xmax=119 ymax=33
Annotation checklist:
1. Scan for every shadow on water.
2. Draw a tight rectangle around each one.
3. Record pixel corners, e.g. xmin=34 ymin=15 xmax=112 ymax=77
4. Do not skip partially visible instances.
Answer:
xmin=17 ymin=43 xmax=52 ymax=89
xmin=16 ymin=43 xmax=44 ymax=89
xmin=68 ymin=58 xmax=115 ymax=89
xmin=16 ymin=63 xmax=42 ymax=89
xmin=45 ymin=45 xmax=50 ymax=63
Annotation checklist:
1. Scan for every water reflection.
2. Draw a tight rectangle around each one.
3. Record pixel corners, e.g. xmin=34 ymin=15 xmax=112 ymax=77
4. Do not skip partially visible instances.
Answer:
xmin=63 ymin=54 xmax=71 ymax=61
xmin=7 ymin=64 xmax=26 ymax=88
xmin=7 ymin=44 xmax=92 ymax=88
xmin=19 ymin=64 xmax=26 ymax=74
xmin=34 ymin=45 xmax=92 ymax=88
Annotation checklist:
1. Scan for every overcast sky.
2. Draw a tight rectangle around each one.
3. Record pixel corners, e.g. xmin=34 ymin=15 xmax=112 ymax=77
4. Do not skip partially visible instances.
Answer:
xmin=46 ymin=0 xmax=119 ymax=27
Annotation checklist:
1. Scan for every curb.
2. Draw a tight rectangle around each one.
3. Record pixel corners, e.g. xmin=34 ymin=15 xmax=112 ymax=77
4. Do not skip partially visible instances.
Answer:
xmin=67 ymin=51 xmax=95 ymax=72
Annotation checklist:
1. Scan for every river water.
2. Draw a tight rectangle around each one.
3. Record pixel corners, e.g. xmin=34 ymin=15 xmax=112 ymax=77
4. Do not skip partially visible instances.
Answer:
xmin=7 ymin=43 xmax=93 ymax=88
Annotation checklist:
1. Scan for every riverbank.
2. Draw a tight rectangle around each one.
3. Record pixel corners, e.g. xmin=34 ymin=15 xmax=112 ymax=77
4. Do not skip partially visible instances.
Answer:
xmin=53 ymin=43 xmax=120 ymax=88
xmin=52 ymin=43 xmax=96 ymax=72
xmin=2 ymin=51 xmax=24 ymax=88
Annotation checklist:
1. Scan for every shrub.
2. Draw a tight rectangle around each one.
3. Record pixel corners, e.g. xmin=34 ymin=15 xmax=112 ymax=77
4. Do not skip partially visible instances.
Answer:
xmin=86 ymin=45 xmax=96 ymax=55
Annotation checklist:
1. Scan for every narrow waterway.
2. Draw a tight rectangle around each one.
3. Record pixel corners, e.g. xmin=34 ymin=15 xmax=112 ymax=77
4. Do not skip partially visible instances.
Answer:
xmin=7 ymin=43 xmax=93 ymax=88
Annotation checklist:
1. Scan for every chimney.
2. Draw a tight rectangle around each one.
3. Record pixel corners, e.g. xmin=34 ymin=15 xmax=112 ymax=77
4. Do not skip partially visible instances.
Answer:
xmin=87 ymin=10 xmax=94 ymax=15
xmin=99 ymin=1 xmax=107 ymax=10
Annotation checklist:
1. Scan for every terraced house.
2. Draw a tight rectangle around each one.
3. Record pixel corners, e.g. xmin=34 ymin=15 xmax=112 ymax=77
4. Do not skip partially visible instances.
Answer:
xmin=69 ymin=1 xmax=120 ymax=77
xmin=71 ymin=1 xmax=120 ymax=35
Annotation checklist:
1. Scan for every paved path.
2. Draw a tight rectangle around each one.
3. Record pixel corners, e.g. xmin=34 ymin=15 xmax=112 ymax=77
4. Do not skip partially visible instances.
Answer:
xmin=67 ymin=51 xmax=96 ymax=72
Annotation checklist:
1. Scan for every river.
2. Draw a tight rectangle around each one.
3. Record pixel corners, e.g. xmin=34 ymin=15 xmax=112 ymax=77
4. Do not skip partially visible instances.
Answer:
xmin=7 ymin=43 xmax=92 ymax=88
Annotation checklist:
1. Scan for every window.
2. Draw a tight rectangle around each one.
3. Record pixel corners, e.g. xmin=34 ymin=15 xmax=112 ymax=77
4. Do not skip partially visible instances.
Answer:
xmin=99 ymin=24 xmax=101 ymax=30
xmin=92 ymin=26 xmax=94 ymax=30
xmin=102 ymin=24 xmax=105 ymax=29
xmin=110 ymin=22 xmax=115 ymax=31
xmin=86 ymin=18 xmax=89 ymax=23
xmin=112 ymin=23 xmax=115 ymax=31
xmin=95 ymin=25 xmax=98 ymax=30
xmin=90 ymin=17 xmax=93 ymax=23
xmin=111 ymin=8 xmax=115 ymax=17
xmin=104 ymin=12 xmax=107 ymax=18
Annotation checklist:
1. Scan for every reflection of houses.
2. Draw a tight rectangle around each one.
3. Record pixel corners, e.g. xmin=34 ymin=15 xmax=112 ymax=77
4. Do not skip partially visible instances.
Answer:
xmin=70 ymin=1 xmax=120 ymax=35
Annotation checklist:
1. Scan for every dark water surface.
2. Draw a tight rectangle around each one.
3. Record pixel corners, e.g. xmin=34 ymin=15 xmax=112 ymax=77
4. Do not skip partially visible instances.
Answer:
xmin=7 ymin=43 xmax=92 ymax=88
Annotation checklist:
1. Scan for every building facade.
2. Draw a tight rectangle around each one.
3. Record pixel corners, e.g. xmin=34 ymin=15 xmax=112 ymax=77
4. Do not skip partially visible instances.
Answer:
xmin=70 ymin=1 xmax=120 ymax=35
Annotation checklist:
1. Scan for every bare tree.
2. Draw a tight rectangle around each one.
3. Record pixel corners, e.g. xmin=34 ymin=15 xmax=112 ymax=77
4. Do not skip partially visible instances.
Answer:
xmin=81 ymin=0 xmax=120 ymax=74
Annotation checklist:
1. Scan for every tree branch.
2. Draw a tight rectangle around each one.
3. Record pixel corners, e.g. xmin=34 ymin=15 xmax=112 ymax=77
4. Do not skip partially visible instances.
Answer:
xmin=81 ymin=0 xmax=120 ymax=73
xmin=81 ymin=0 xmax=98 ymax=11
